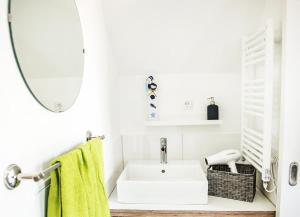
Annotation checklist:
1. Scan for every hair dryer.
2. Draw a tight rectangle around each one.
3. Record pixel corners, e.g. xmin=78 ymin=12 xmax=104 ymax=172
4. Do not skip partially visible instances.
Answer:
xmin=205 ymin=149 xmax=241 ymax=173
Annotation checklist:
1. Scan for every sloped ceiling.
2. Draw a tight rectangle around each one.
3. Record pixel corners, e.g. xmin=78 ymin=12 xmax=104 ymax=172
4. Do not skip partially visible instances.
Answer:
xmin=103 ymin=0 xmax=266 ymax=74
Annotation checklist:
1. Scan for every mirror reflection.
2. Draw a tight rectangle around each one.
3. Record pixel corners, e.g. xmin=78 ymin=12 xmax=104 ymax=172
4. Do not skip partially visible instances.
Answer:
xmin=9 ymin=0 xmax=84 ymax=112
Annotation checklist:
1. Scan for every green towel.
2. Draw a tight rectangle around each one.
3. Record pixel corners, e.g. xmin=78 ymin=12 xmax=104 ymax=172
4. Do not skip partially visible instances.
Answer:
xmin=47 ymin=138 xmax=110 ymax=217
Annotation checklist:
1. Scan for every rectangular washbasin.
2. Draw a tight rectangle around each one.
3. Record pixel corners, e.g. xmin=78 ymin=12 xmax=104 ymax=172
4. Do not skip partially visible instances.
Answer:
xmin=117 ymin=160 xmax=208 ymax=204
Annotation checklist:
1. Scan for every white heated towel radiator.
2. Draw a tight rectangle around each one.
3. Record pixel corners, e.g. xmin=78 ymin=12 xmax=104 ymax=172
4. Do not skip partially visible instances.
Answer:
xmin=241 ymin=20 xmax=274 ymax=182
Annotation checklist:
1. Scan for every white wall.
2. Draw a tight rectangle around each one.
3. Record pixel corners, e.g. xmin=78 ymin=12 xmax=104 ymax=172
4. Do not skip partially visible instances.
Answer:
xmin=103 ymin=0 xmax=266 ymax=168
xmin=120 ymin=73 xmax=241 ymax=168
xmin=119 ymin=74 xmax=241 ymax=133
xmin=0 ymin=0 xmax=122 ymax=217
xmin=103 ymin=0 xmax=266 ymax=75
xmin=261 ymin=0 xmax=283 ymax=42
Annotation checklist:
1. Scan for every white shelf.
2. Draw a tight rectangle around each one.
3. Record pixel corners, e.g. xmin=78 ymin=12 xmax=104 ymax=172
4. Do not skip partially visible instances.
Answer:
xmin=144 ymin=119 xmax=223 ymax=127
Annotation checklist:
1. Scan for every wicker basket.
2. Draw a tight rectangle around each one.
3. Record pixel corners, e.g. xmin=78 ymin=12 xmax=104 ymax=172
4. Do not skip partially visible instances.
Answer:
xmin=207 ymin=164 xmax=256 ymax=202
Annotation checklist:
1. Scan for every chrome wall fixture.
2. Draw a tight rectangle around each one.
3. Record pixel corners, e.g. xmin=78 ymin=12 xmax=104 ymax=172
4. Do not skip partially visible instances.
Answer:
xmin=3 ymin=131 xmax=105 ymax=190
xmin=86 ymin=130 xmax=105 ymax=141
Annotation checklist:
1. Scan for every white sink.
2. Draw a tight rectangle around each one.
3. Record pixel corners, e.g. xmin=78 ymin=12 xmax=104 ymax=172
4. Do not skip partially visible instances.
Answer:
xmin=117 ymin=160 xmax=208 ymax=204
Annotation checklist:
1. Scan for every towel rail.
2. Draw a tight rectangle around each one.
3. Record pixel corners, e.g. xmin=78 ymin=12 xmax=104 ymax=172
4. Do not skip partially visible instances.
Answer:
xmin=241 ymin=20 xmax=274 ymax=183
xmin=3 ymin=131 xmax=105 ymax=190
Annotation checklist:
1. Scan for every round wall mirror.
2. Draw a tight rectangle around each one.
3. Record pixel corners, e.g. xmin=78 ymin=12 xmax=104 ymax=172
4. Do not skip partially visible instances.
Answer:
xmin=8 ymin=0 xmax=84 ymax=112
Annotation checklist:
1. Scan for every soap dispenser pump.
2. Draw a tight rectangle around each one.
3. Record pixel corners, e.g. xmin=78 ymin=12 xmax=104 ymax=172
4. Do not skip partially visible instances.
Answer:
xmin=207 ymin=97 xmax=219 ymax=120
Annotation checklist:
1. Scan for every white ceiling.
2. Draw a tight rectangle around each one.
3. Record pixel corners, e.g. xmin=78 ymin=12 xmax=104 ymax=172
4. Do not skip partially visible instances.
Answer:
xmin=103 ymin=0 xmax=266 ymax=75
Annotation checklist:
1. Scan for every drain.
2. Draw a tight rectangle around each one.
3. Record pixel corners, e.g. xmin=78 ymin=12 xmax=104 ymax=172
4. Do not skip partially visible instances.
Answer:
xmin=161 ymin=169 xmax=166 ymax=173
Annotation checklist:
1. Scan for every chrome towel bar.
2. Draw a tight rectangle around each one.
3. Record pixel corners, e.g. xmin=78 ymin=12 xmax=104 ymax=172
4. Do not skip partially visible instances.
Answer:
xmin=4 ymin=131 xmax=105 ymax=190
xmin=86 ymin=130 xmax=105 ymax=141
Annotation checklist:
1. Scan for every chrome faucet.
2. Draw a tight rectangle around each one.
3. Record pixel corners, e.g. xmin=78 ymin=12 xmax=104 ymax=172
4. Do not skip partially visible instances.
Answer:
xmin=160 ymin=138 xmax=168 ymax=164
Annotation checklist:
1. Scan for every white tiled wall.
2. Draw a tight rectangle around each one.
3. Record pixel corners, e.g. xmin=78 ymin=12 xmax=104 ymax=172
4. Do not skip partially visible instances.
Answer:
xmin=122 ymin=132 xmax=240 ymax=168
xmin=122 ymin=133 xmax=182 ymax=165
xmin=182 ymin=133 xmax=240 ymax=168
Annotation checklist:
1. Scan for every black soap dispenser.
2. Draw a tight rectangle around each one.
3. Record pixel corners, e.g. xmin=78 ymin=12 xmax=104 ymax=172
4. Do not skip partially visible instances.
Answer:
xmin=207 ymin=97 xmax=219 ymax=120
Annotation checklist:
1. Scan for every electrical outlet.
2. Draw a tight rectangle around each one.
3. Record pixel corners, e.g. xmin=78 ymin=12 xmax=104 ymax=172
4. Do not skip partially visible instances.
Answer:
xmin=184 ymin=100 xmax=193 ymax=110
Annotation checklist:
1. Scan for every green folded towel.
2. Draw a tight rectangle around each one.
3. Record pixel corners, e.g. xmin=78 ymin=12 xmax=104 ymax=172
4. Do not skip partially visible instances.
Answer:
xmin=47 ymin=138 xmax=110 ymax=217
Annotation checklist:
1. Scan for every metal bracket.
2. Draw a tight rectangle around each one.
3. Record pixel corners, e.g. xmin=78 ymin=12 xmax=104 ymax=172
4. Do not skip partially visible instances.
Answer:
xmin=7 ymin=13 xmax=12 ymax=23
xmin=86 ymin=130 xmax=105 ymax=141
xmin=3 ymin=164 xmax=21 ymax=190
xmin=263 ymin=169 xmax=271 ymax=182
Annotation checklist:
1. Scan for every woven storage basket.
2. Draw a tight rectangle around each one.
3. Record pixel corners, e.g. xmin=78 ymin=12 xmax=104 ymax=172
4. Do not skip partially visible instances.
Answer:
xmin=207 ymin=164 xmax=256 ymax=202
